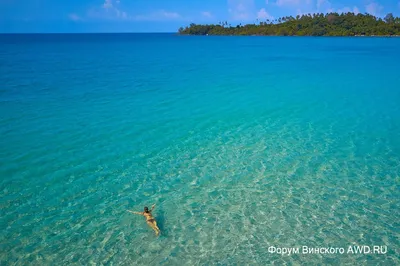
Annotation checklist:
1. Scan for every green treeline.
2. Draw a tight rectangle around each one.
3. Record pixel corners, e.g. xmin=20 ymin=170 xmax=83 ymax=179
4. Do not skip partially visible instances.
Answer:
xmin=178 ymin=12 xmax=400 ymax=36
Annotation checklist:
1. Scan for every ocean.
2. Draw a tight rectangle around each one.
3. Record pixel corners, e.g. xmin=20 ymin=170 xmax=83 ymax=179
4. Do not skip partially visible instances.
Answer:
xmin=0 ymin=33 xmax=399 ymax=265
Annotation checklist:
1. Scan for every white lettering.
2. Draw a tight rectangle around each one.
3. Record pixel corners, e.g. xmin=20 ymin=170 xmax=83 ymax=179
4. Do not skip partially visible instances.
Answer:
xmin=354 ymin=246 xmax=363 ymax=254
xmin=269 ymin=245 xmax=384 ymax=255
xmin=302 ymin=246 xmax=309 ymax=254
xmin=291 ymin=247 xmax=300 ymax=254
xmin=347 ymin=246 xmax=354 ymax=254
xmin=373 ymin=246 xmax=380 ymax=253
xmin=373 ymin=246 xmax=387 ymax=254
xmin=381 ymin=246 xmax=387 ymax=254
xmin=363 ymin=246 xmax=370 ymax=254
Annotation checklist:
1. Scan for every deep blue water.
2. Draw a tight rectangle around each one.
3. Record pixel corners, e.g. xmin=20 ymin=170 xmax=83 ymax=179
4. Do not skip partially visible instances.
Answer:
xmin=1 ymin=34 xmax=399 ymax=265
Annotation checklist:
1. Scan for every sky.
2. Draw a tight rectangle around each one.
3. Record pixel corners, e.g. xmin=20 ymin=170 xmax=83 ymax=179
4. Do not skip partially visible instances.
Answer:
xmin=1 ymin=0 xmax=400 ymax=33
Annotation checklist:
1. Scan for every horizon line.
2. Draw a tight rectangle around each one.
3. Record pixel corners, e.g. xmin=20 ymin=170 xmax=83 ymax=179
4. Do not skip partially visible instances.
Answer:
xmin=0 ymin=32 xmax=179 ymax=34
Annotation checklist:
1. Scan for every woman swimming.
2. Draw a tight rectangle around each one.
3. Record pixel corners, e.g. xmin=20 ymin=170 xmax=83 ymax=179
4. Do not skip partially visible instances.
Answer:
xmin=127 ymin=204 xmax=161 ymax=236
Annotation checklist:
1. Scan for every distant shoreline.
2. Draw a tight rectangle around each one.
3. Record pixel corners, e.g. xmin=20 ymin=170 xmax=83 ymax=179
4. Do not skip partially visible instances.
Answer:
xmin=178 ymin=12 xmax=400 ymax=37
xmin=178 ymin=34 xmax=400 ymax=37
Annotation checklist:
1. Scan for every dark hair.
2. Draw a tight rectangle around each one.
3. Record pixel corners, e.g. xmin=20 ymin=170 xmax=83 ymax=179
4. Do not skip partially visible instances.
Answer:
xmin=144 ymin=206 xmax=149 ymax=213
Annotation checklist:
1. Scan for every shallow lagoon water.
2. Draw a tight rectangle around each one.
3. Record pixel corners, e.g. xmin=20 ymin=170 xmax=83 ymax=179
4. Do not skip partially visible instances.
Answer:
xmin=0 ymin=34 xmax=399 ymax=265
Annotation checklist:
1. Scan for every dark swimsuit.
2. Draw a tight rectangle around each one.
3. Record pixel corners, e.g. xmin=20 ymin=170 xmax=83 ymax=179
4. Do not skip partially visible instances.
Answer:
xmin=147 ymin=218 xmax=155 ymax=223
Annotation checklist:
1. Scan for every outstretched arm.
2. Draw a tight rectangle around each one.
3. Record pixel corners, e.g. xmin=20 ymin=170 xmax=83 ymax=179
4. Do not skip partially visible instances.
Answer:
xmin=151 ymin=204 xmax=156 ymax=211
xmin=127 ymin=210 xmax=143 ymax=215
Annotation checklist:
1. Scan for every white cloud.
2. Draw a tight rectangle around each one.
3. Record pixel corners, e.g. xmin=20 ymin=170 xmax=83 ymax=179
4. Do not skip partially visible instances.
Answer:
xmin=337 ymin=6 xmax=360 ymax=14
xmin=317 ymin=0 xmax=359 ymax=14
xmin=88 ymin=0 xmax=129 ymax=20
xmin=257 ymin=8 xmax=274 ymax=20
xmin=162 ymin=11 xmax=180 ymax=19
xmin=114 ymin=9 xmax=127 ymax=19
xmin=68 ymin=13 xmax=81 ymax=21
xmin=134 ymin=10 xmax=182 ymax=21
xmin=366 ymin=2 xmax=384 ymax=16
xmin=89 ymin=1 xmax=184 ymax=22
xmin=317 ymin=0 xmax=329 ymax=10
xmin=228 ymin=0 xmax=255 ymax=20
xmin=103 ymin=0 xmax=113 ymax=9
xmin=316 ymin=0 xmax=323 ymax=9
xmin=274 ymin=0 xmax=316 ymax=15
xmin=201 ymin=11 xmax=212 ymax=18
xmin=317 ymin=0 xmax=332 ymax=12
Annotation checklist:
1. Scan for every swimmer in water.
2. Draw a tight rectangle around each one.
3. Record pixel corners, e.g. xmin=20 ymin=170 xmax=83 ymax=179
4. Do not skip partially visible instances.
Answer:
xmin=127 ymin=204 xmax=160 ymax=236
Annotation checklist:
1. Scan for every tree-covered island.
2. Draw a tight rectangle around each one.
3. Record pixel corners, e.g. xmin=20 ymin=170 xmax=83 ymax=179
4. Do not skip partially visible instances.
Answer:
xmin=178 ymin=12 xmax=400 ymax=36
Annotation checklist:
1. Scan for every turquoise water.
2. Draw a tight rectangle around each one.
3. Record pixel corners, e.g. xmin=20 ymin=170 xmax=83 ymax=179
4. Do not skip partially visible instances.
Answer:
xmin=1 ymin=34 xmax=399 ymax=265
